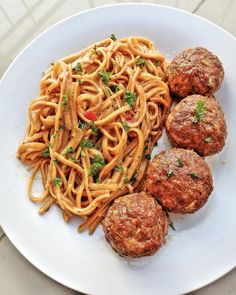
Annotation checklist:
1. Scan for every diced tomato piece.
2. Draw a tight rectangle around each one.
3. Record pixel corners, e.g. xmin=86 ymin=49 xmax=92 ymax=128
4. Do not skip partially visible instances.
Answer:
xmin=84 ymin=111 xmax=97 ymax=121
xmin=125 ymin=113 xmax=133 ymax=121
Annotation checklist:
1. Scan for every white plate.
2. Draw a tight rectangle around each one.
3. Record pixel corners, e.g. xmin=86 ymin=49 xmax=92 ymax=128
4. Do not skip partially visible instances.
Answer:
xmin=0 ymin=4 xmax=236 ymax=295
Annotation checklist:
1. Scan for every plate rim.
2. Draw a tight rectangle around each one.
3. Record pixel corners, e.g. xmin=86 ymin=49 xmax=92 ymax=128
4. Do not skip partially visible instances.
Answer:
xmin=0 ymin=3 xmax=236 ymax=295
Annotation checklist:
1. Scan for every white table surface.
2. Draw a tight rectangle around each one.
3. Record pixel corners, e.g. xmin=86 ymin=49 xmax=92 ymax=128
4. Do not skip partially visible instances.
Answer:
xmin=0 ymin=0 xmax=236 ymax=294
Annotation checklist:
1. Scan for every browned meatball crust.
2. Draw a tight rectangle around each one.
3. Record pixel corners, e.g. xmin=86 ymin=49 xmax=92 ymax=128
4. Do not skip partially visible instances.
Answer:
xmin=102 ymin=192 xmax=168 ymax=258
xmin=146 ymin=148 xmax=213 ymax=214
xmin=166 ymin=95 xmax=227 ymax=156
xmin=167 ymin=47 xmax=224 ymax=98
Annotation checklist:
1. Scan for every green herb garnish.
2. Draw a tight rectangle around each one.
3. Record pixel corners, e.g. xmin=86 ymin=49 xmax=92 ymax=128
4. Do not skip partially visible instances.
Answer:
xmin=188 ymin=172 xmax=199 ymax=179
xmin=121 ymin=121 xmax=129 ymax=132
xmin=115 ymin=165 xmax=124 ymax=173
xmin=70 ymin=156 xmax=78 ymax=164
xmin=153 ymin=60 xmax=160 ymax=67
xmin=169 ymin=219 xmax=176 ymax=231
xmin=98 ymin=70 xmax=111 ymax=85
xmin=110 ymin=33 xmax=117 ymax=41
xmin=124 ymin=178 xmax=130 ymax=184
xmin=177 ymin=158 xmax=184 ymax=168
xmin=80 ymin=139 xmax=96 ymax=149
xmin=136 ymin=58 xmax=146 ymax=67
xmin=81 ymin=150 xmax=86 ymax=158
xmin=59 ymin=124 xmax=65 ymax=130
xmin=104 ymin=86 xmax=111 ymax=96
xmin=124 ymin=90 xmax=136 ymax=108
xmin=166 ymin=170 xmax=174 ymax=178
xmin=79 ymin=122 xmax=89 ymax=129
xmin=89 ymin=154 xmax=105 ymax=178
xmin=78 ymin=80 xmax=82 ymax=86
xmin=63 ymin=146 xmax=74 ymax=156
xmin=91 ymin=122 xmax=98 ymax=134
xmin=53 ymin=159 xmax=59 ymax=165
xmin=62 ymin=95 xmax=69 ymax=106
xmin=193 ymin=100 xmax=205 ymax=123
xmin=166 ymin=212 xmax=176 ymax=231
xmin=41 ymin=146 xmax=50 ymax=158
xmin=94 ymin=44 xmax=98 ymax=54
xmin=145 ymin=154 xmax=151 ymax=160
xmin=110 ymin=84 xmax=120 ymax=93
xmin=204 ymin=136 xmax=212 ymax=143
xmin=73 ymin=62 xmax=83 ymax=75
xmin=53 ymin=177 xmax=62 ymax=187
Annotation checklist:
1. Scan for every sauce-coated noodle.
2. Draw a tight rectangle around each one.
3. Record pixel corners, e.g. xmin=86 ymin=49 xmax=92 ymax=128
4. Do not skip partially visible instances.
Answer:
xmin=17 ymin=36 xmax=171 ymax=234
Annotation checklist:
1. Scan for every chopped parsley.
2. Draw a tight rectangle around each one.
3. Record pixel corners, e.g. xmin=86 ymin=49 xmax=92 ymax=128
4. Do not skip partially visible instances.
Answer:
xmin=204 ymin=136 xmax=212 ymax=143
xmin=80 ymin=139 xmax=96 ymax=149
xmin=41 ymin=146 xmax=50 ymax=158
xmin=78 ymin=80 xmax=82 ymax=86
xmin=91 ymin=122 xmax=98 ymax=134
xmin=79 ymin=122 xmax=89 ymax=129
xmin=110 ymin=33 xmax=117 ymax=41
xmin=136 ymin=57 xmax=146 ymax=67
xmin=95 ymin=177 xmax=100 ymax=183
xmin=104 ymin=86 xmax=111 ymax=96
xmin=169 ymin=219 xmax=176 ymax=231
xmin=62 ymin=95 xmax=69 ymax=106
xmin=81 ymin=150 xmax=86 ymax=158
xmin=98 ymin=70 xmax=111 ymax=85
xmin=188 ymin=172 xmax=199 ymax=179
xmin=79 ymin=121 xmax=97 ymax=133
xmin=53 ymin=177 xmax=62 ymax=187
xmin=145 ymin=154 xmax=151 ymax=160
xmin=166 ymin=212 xmax=176 ymax=231
xmin=94 ymin=154 xmax=105 ymax=166
xmin=89 ymin=154 xmax=105 ymax=178
xmin=177 ymin=158 xmax=184 ymax=168
xmin=124 ymin=178 xmax=130 ymax=184
xmin=93 ymin=44 xmax=98 ymax=54
xmin=59 ymin=124 xmax=65 ymax=130
xmin=64 ymin=146 xmax=74 ymax=156
xmin=166 ymin=170 xmax=174 ymax=178
xmin=153 ymin=60 xmax=160 ymax=67
xmin=115 ymin=165 xmax=124 ymax=173
xmin=70 ymin=156 xmax=78 ymax=164
xmin=124 ymin=90 xmax=136 ymax=108
xmin=193 ymin=100 xmax=206 ymax=123
xmin=110 ymin=84 xmax=120 ymax=93
xmin=73 ymin=62 xmax=83 ymax=75
xmin=121 ymin=121 xmax=129 ymax=132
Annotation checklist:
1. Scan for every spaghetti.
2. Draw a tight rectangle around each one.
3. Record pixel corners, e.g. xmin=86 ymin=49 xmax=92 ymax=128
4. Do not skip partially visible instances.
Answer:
xmin=17 ymin=36 xmax=171 ymax=234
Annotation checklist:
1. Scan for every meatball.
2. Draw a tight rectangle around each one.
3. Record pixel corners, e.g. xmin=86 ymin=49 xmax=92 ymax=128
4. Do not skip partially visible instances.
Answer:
xmin=166 ymin=95 xmax=227 ymax=156
xmin=146 ymin=148 xmax=213 ymax=214
xmin=167 ymin=47 xmax=224 ymax=98
xmin=102 ymin=192 xmax=168 ymax=258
